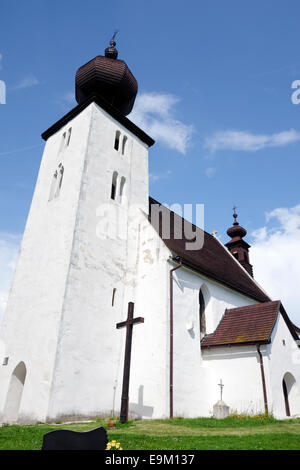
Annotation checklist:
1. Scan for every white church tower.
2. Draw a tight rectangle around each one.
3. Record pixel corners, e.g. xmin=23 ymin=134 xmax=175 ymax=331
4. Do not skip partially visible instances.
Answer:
xmin=0 ymin=39 xmax=154 ymax=423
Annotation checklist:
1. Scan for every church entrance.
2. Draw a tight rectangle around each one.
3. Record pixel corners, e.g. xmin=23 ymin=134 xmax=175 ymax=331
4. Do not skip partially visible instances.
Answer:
xmin=3 ymin=362 xmax=27 ymax=423
xmin=282 ymin=372 xmax=298 ymax=417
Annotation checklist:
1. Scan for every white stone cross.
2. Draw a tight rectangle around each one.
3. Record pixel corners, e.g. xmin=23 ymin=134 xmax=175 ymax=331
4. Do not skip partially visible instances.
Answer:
xmin=218 ymin=379 xmax=224 ymax=401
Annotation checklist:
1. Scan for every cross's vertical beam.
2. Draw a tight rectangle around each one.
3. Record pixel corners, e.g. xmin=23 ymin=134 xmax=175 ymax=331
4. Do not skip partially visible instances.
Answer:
xmin=218 ymin=379 xmax=224 ymax=401
xmin=120 ymin=302 xmax=134 ymax=423
xmin=117 ymin=302 xmax=144 ymax=424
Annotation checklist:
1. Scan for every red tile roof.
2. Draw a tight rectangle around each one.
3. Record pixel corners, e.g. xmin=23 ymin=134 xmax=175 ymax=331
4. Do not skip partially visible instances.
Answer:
xmin=148 ymin=197 xmax=270 ymax=303
xmin=201 ymin=301 xmax=281 ymax=348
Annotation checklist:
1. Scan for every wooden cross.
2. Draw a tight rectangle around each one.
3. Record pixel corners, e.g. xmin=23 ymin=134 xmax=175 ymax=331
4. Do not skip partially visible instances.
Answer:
xmin=116 ymin=302 xmax=144 ymax=423
xmin=218 ymin=379 xmax=224 ymax=401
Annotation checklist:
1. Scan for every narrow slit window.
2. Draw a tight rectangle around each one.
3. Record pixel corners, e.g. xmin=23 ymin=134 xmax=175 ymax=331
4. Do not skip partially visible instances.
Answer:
xmin=199 ymin=289 xmax=206 ymax=337
xmin=119 ymin=176 xmax=126 ymax=203
xmin=111 ymin=171 xmax=118 ymax=200
xmin=49 ymin=170 xmax=58 ymax=201
xmin=122 ymin=136 xmax=127 ymax=155
xmin=59 ymin=132 xmax=67 ymax=152
xmin=55 ymin=164 xmax=64 ymax=198
xmin=112 ymin=288 xmax=116 ymax=306
xmin=66 ymin=127 xmax=72 ymax=146
xmin=114 ymin=131 xmax=121 ymax=151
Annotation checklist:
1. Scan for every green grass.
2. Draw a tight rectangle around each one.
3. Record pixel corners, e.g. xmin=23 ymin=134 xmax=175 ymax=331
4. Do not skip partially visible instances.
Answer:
xmin=1 ymin=416 xmax=300 ymax=450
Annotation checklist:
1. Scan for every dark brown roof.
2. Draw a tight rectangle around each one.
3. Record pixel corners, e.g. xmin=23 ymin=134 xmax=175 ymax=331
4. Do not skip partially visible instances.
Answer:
xmin=75 ymin=55 xmax=138 ymax=116
xmin=148 ymin=197 xmax=270 ymax=303
xmin=42 ymin=94 xmax=155 ymax=147
xmin=201 ymin=301 xmax=281 ymax=348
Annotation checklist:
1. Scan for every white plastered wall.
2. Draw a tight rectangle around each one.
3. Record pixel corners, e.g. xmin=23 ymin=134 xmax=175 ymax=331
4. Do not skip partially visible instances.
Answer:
xmin=266 ymin=313 xmax=300 ymax=418
xmin=202 ymin=345 xmax=267 ymax=415
xmin=0 ymin=105 xmax=93 ymax=422
xmin=165 ymin=262 xmax=259 ymax=417
xmin=46 ymin=102 xmax=151 ymax=420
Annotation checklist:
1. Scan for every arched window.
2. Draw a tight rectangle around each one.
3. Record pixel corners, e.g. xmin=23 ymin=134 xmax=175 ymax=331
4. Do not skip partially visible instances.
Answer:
xmin=66 ymin=127 xmax=72 ymax=146
xmin=111 ymin=171 xmax=118 ymax=200
xmin=3 ymin=361 xmax=27 ymax=423
xmin=282 ymin=372 xmax=299 ymax=417
xmin=114 ymin=131 xmax=121 ymax=151
xmin=59 ymin=131 xmax=67 ymax=152
xmin=59 ymin=127 xmax=72 ymax=153
xmin=119 ymin=176 xmax=126 ymax=203
xmin=49 ymin=164 xmax=64 ymax=201
xmin=55 ymin=164 xmax=64 ymax=198
xmin=282 ymin=378 xmax=290 ymax=416
xmin=49 ymin=170 xmax=58 ymax=201
xmin=199 ymin=289 xmax=206 ymax=337
xmin=122 ymin=136 xmax=127 ymax=155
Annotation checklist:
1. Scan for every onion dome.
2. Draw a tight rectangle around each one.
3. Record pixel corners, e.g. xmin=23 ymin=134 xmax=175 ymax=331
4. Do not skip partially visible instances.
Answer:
xmin=226 ymin=209 xmax=247 ymax=242
xmin=225 ymin=207 xmax=253 ymax=277
xmin=75 ymin=38 xmax=138 ymax=116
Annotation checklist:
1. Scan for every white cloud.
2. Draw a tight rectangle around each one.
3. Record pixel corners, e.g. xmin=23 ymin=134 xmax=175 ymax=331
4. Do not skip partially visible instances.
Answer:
xmin=0 ymin=143 xmax=42 ymax=157
xmin=205 ymin=167 xmax=216 ymax=178
xmin=251 ymin=204 xmax=300 ymax=325
xmin=205 ymin=129 xmax=300 ymax=153
xmin=0 ymin=233 xmax=21 ymax=325
xmin=61 ymin=91 xmax=75 ymax=104
xmin=149 ymin=170 xmax=172 ymax=182
xmin=129 ymin=92 xmax=194 ymax=154
xmin=56 ymin=90 xmax=76 ymax=111
xmin=12 ymin=74 xmax=39 ymax=90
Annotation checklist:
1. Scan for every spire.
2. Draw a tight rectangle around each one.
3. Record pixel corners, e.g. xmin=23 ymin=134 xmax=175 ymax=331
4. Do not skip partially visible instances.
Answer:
xmin=226 ymin=206 xmax=247 ymax=241
xmin=233 ymin=206 xmax=238 ymax=224
xmin=75 ymin=34 xmax=138 ymax=116
xmin=225 ymin=207 xmax=253 ymax=277
xmin=105 ymin=31 xmax=119 ymax=60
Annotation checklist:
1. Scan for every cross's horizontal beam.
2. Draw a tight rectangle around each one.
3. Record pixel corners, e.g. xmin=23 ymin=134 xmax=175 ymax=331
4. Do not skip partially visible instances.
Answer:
xmin=116 ymin=317 xmax=144 ymax=329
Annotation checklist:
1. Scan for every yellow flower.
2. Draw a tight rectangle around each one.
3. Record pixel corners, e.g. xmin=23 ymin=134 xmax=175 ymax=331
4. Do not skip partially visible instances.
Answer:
xmin=106 ymin=440 xmax=123 ymax=450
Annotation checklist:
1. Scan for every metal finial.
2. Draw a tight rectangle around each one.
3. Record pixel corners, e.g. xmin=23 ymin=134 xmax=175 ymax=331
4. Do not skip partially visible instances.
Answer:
xmin=232 ymin=205 xmax=238 ymax=223
xmin=109 ymin=30 xmax=119 ymax=47
xmin=105 ymin=30 xmax=119 ymax=59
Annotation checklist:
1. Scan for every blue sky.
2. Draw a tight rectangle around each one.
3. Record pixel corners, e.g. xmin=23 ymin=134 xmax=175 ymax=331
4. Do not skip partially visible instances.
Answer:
xmin=1 ymin=0 xmax=300 ymax=322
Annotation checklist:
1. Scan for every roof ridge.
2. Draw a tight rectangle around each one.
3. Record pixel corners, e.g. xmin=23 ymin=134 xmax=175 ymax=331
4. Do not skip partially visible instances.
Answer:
xmin=227 ymin=300 xmax=280 ymax=313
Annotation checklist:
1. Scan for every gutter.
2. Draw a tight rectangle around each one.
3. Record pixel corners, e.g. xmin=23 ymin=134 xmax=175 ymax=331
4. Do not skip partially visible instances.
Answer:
xmin=169 ymin=257 xmax=182 ymax=419
xmin=257 ymin=344 xmax=269 ymax=414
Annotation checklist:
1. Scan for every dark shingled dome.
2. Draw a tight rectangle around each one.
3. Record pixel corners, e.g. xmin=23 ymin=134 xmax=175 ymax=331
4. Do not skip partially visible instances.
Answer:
xmin=75 ymin=41 xmax=138 ymax=116
xmin=226 ymin=223 xmax=247 ymax=241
